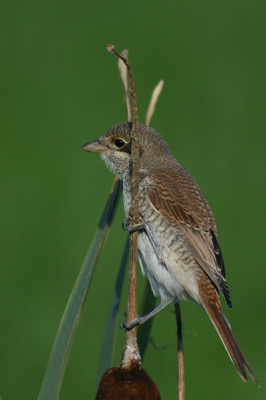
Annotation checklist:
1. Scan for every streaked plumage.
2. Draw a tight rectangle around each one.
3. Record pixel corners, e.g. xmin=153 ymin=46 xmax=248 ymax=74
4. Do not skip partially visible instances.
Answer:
xmin=83 ymin=122 xmax=258 ymax=385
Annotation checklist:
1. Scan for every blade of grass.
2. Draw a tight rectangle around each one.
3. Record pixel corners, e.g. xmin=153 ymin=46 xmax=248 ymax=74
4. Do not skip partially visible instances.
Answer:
xmin=96 ymin=238 xmax=130 ymax=389
xmin=38 ymin=178 xmax=122 ymax=400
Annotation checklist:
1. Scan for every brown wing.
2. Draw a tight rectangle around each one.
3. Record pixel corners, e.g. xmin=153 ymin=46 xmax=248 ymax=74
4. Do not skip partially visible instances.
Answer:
xmin=146 ymin=170 xmax=232 ymax=308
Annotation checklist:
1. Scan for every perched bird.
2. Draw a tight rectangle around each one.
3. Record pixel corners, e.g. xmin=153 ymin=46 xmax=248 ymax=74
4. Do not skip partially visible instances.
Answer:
xmin=83 ymin=122 xmax=258 ymax=384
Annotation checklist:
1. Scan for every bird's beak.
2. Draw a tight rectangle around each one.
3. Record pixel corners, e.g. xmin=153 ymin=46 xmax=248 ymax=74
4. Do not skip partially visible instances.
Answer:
xmin=82 ymin=140 xmax=107 ymax=154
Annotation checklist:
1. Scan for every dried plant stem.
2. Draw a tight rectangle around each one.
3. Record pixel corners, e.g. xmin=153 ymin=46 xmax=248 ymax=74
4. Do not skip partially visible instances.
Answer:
xmin=175 ymin=303 xmax=185 ymax=400
xmin=145 ymin=79 xmax=164 ymax=126
xmin=107 ymin=44 xmax=140 ymax=369
xmin=118 ymin=50 xmax=131 ymax=122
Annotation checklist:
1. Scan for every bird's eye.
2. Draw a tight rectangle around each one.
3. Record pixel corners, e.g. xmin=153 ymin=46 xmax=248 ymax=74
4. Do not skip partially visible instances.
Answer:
xmin=114 ymin=139 xmax=125 ymax=148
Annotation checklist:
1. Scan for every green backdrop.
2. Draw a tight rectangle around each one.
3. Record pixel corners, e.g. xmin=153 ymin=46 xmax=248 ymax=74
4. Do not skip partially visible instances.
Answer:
xmin=1 ymin=1 xmax=265 ymax=399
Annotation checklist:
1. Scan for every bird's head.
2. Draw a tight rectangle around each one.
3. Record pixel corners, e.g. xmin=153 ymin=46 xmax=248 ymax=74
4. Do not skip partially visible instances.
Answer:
xmin=83 ymin=122 xmax=173 ymax=181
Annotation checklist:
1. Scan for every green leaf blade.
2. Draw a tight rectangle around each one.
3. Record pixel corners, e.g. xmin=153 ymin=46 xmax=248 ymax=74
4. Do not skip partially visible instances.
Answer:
xmin=38 ymin=179 xmax=122 ymax=400
xmin=96 ymin=239 xmax=129 ymax=389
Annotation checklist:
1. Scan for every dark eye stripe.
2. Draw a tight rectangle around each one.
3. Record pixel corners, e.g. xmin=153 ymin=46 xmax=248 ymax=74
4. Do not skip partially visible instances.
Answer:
xmin=122 ymin=143 xmax=131 ymax=154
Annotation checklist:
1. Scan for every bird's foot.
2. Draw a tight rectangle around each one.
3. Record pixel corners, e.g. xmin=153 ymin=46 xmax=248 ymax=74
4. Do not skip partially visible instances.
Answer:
xmin=120 ymin=316 xmax=140 ymax=331
xmin=122 ymin=218 xmax=144 ymax=233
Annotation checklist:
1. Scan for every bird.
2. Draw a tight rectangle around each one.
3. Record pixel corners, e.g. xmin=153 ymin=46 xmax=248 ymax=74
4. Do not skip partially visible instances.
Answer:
xmin=83 ymin=122 xmax=258 ymax=385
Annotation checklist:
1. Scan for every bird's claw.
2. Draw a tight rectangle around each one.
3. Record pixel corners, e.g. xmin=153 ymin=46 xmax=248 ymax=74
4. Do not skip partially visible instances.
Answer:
xmin=122 ymin=219 xmax=127 ymax=231
xmin=122 ymin=218 xmax=144 ymax=233
xmin=119 ymin=316 xmax=140 ymax=331
xmin=120 ymin=321 xmax=130 ymax=331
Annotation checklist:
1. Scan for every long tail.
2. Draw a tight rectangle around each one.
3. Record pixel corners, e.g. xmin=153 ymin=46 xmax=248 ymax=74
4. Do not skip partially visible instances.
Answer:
xmin=198 ymin=278 xmax=259 ymax=386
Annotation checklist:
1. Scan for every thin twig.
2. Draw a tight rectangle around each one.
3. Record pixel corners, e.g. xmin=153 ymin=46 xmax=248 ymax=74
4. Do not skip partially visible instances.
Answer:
xmin=145 ymin=79 xmax=164 ymax=126
xmin=107 ymin=44 xmax=140 ymax=369
xmin=175 ymin=303 xmax=185 ymax=400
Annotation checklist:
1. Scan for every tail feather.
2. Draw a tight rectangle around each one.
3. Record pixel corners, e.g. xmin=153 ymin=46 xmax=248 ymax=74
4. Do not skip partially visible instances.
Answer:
xmin=220 ymin=313 xmax=259 ymax=385
xmin=198 ymin=277 xmax=259 ymax=386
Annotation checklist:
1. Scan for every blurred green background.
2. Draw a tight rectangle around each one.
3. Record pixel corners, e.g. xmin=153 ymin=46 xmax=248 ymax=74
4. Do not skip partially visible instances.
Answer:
xmin=1 ymin=1 xmax=265 ymax=399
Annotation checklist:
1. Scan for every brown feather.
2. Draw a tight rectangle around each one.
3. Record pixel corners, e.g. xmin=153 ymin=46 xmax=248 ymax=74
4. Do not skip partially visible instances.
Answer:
xmin=147 ymin=171 xmax=232 ymax=307
xmin=198 ymin=272 xmax=259 ymax=385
